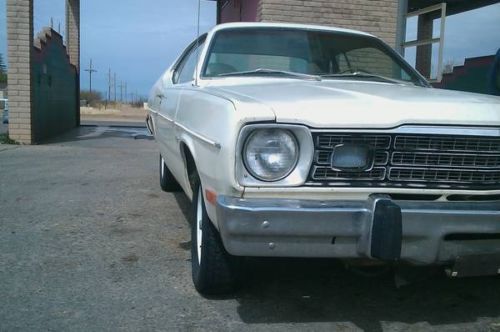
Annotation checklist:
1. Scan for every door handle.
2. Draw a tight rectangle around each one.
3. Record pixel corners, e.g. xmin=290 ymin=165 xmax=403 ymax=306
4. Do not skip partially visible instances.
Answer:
xmin=156 ymin=93 xmax=166 ymax=105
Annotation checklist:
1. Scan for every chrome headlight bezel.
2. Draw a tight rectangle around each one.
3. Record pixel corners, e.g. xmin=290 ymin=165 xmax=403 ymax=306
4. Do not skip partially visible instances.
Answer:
xmin=236 ymin=124 xmax=314 ymax=187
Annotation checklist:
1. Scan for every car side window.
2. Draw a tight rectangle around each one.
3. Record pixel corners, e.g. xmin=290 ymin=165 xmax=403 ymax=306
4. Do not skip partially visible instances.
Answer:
xmin=174 ymin=41 xmax=205 ymax=84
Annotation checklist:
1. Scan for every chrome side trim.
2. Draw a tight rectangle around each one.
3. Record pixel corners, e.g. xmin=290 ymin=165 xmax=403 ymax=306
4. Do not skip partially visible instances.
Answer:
xmin=149 ymin=107 xmax=220 ymax=149
xmin=147 ymin=106 xmax=158 ymax=114
xmin=175 ymin=122 xmax=221 ymax=150
xmin=157 ymin=112 xmax=174 ymax=123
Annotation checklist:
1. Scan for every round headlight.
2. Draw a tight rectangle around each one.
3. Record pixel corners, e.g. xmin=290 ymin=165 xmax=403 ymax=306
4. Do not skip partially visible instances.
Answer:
xmin=243 ymin=129 xmax=299 ymax=182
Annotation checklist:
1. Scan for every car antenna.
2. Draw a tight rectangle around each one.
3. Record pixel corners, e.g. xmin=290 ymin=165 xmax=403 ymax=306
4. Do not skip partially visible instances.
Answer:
xmin=194 ymin=0 xmax=201 ymax=87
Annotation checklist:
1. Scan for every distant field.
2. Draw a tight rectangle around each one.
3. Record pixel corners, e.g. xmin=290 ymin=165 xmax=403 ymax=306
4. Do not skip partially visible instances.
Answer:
xmin=80 ymin=105 xmax=146 ymax=123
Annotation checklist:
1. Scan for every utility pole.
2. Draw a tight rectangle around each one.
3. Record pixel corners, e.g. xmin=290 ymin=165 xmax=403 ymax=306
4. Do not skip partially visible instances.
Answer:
xmin=118 ymin=81 xmax=124 ymax=102
xmin=107 ymin=68 xmax=112 ymax=102
xmin=113 ymin=73 xmax=117 ymax=102
xmin=84 ymin=59 xmax=97 ymax=93
xmin=124 ymin=82 xmax=128 ymax=104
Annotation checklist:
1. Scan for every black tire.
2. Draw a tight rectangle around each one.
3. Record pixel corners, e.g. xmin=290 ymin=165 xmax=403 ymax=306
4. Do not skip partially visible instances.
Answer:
xmin=159 ymin=154 xmax=181 ymax=192
xmin=191 ymin=175 xmax=240 ymax=295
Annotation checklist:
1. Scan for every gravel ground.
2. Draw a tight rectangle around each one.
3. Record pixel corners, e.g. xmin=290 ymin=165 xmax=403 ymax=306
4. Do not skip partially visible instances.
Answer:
xmin=1 ymin=126 xmax=500 ymax=331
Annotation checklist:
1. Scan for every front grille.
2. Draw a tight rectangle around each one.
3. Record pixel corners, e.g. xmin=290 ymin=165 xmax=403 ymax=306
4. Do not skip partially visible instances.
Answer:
xmin=318 ymin=134 xmax=391 ymax=149
xmin=391 ymin=152 xmax=500 ymax=168
xmin=309 ymin=132 xmax=500 ymax=189
xmin=313 ymin=166 xmax=386 ymax=181
xmin=388 ymin=168 xmax=500 ymax=183
xmin=316 ymin=150 xmax=389 ymax=165
xmin=394 ymin=135 xmax=500 ymax=152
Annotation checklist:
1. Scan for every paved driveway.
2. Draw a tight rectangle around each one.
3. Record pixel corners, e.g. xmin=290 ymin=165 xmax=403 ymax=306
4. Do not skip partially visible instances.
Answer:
xmin=1 ymin=126 xmax=499 ymax=331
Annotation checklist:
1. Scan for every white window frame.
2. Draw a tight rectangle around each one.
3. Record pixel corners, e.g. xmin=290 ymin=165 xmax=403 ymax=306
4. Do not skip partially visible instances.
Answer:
xmin=403 ymin=3 xmax=447 ymax=82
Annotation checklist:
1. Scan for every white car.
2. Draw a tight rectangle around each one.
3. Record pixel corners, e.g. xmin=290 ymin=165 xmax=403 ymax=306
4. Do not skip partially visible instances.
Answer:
xmin=148 ymin=22 xmax=500 ymax=294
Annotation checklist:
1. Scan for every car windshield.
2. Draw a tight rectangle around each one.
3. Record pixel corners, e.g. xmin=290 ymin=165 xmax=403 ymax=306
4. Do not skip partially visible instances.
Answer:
xmin=203 ymin=28 xmax=426 ymax=86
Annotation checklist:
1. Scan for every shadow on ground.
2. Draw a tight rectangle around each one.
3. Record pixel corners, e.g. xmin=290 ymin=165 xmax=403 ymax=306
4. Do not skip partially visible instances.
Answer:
xmin=174 ymin=192 xmax=500 ymax=331
xmin=42 ymin=125 xmax=152 ymax=144
xmin=233 ymin=259 xmax=500 ymax=331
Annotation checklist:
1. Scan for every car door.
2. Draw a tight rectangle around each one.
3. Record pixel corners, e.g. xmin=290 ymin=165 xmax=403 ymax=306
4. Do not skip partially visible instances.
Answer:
xmin=158 ymin=38 xmax=206 ymax=183
xmin=155 ymin=72 xmax=180 ymax=163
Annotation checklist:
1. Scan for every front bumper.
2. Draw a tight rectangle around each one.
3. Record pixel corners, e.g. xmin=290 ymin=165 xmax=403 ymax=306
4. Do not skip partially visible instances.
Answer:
xmin=216 ymin=195 xmax=500 ymax=265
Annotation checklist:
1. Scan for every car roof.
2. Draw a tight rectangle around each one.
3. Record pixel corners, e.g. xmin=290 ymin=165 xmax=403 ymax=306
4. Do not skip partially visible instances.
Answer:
xmin=210 ymin=22 xmax=375 ymax=38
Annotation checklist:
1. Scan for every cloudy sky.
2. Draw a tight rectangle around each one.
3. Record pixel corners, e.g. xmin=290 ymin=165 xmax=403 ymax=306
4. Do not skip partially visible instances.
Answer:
xmin=0 ymin=1 xmax=499 ymax=96
xmin=0 ymin=0 xmax=216 ymax=98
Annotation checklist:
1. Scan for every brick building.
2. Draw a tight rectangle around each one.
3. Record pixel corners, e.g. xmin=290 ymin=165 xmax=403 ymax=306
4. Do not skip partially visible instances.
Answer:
xmin=213 ymin=0 xmax=498 ymax=80
xmin=218 ymin=0 xmax=398 ymax=47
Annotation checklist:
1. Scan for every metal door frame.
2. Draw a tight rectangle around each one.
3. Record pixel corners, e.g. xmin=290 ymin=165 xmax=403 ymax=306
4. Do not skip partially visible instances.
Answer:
xmin=403 ymin=3 xmax=447 ymax=82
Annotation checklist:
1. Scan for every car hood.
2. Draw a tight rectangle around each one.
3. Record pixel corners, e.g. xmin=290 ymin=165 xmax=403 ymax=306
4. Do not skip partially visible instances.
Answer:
xmin=206 ymin=79 xmax=500 ymax=128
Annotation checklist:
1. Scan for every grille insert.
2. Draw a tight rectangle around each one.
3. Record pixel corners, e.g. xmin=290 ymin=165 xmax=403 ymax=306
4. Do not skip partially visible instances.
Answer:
xmin=309 ymin=132 xmax=500 ymax=189
xmin=388 ymin=168 xmax=500 ymax=183
xmin=394 ymin=135 xmax=500 ymax=153
xmin=391 ymin=152 xmax=500 ymax=169
xmin=313 ymin=167 xmax=386 ymax=181
xmin=317 ymin=134 xmax=391 ymax=149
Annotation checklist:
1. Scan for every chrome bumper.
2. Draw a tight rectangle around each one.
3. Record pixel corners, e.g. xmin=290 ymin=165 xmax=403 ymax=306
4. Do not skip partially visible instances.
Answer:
xmin=216 ymin=195 xmax=500 ymax=265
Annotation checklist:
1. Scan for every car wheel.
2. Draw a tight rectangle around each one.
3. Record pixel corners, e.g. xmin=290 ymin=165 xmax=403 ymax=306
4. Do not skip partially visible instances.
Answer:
xmin=159 ymin=154 xmax=181 ymax=192
xmin=191 ymin=176 xmax=240 ymax=295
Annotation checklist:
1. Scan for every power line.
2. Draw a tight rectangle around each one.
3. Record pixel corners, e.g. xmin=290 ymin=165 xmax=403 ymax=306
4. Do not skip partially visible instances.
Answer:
xmin=107 ymin=68 xmax=112 ymax=102
xmin=84 ymin=59 xmax=97 ymax=93
xmin=113 ymin=73 xmax=117 ymax=102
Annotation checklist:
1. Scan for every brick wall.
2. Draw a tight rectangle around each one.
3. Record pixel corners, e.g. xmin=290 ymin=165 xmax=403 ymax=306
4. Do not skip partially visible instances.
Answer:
xmin=220 ymin=0 xmax=260 ymax=23
xmin=66 ymin=0 xmax=80 ymax=126
xmin=258 ymin=0 xmax=399 ymax=48
xmin=66 ymin=0 xmax=80 ymax=71
xmin=7 ymin=0 xmax=34 ymax=144
xmin=7 ymin=0 xmax=80 ymax=144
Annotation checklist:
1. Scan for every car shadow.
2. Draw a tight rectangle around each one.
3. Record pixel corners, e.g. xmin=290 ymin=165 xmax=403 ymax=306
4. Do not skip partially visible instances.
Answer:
xmin=171 ymin=191 xmax=500 ymax=330
xmin=233 ymin=258 xmax=500 ymax=330
xmin=173 ymin=191 xmax=192 ymax=225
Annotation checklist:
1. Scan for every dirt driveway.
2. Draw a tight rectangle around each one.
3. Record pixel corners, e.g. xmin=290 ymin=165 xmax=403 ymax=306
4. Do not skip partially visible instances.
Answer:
xmin=1 ymin=126 xmax=499 ymax=331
